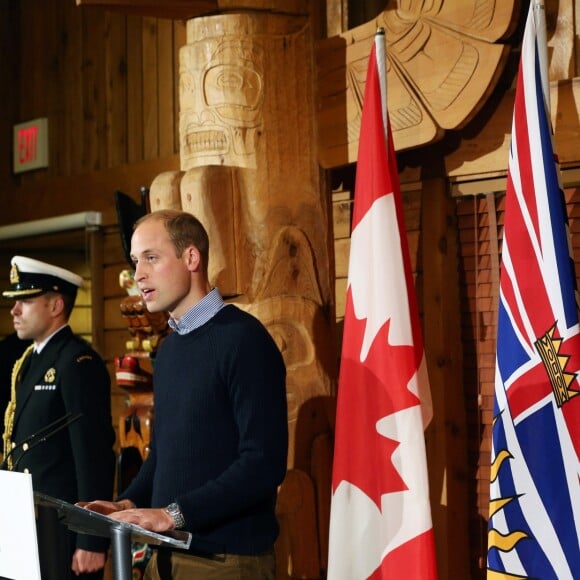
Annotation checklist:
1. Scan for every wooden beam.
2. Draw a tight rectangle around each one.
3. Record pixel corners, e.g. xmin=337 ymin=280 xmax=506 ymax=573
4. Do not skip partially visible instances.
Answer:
xmin=421 ymin=177 xmax=470 ymax=579
xmin=0 ymin=154 xmax=180 ymax=227
xmin=89 ymin=227 xmax=106 ymax=356
xmin=445 ymin=78 xmax=580 ymax=185
xmin=75 ymin=0 xmax=308 ymax=20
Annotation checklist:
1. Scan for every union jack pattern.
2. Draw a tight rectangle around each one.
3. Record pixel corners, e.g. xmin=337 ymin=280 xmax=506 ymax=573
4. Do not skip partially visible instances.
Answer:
xmin=487 ymin=4 xmax=580 ymax=579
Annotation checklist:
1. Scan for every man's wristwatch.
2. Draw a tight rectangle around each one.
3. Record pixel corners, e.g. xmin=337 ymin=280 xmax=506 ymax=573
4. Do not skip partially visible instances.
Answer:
xmin=165 ymin=502 xmax=186 ymax=529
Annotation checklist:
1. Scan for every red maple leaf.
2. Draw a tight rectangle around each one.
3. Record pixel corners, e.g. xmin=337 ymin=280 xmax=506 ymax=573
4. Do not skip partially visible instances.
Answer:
xmin=332 ymin=288 xmax=423 ymax=509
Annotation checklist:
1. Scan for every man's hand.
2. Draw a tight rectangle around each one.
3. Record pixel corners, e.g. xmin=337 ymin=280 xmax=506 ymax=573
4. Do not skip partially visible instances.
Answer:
xmin=76 ymin=498 xmax=135 ymax=515
xmin=71 ymin=549 xmax=106 ymax=575
xmin=108 ymin=507 xmax=175 ymax=532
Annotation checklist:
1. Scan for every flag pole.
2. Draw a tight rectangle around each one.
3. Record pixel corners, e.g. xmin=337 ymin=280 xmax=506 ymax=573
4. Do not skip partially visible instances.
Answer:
xmin=375 ymin=28 xmax=388 ymax=150
xmin=532 ymin=0 xmax=550 ymax=115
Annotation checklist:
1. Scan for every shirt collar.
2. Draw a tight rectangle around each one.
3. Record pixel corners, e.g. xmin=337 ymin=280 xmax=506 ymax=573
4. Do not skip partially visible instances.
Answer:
xmin=168 ymin=288 xmax=225 ymax=335
xmin=34 ymin=324 xmax=68 ymax=354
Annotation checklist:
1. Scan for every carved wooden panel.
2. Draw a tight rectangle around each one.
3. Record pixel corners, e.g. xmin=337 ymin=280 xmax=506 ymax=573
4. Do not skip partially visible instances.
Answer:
xmin=317 ymin=0 xmax=519 ymax=167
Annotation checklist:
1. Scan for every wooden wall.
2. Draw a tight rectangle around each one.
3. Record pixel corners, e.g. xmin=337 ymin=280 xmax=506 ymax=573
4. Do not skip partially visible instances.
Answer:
xmin=0 ymin=0 xmax=183 ymax=237
xmin=0 ymin=0 xmax=184 ymax=186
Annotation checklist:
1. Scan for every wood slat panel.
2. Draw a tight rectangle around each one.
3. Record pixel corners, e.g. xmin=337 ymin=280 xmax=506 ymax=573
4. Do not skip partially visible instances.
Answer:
xmin=82 ymin=7 xmax=108 ymax=171
xmin=455 ymin=192 xmax=500 ymax=579
xmin=0 ymin=2 xmax=17 ymax=181
xmin=1 ymin=3 xmax=180 ymax=185
xmin=69 ymin=306 xmax=92 ymax=334
xmin=105 ymin=12 xmax=128 ymax=167
xmin=157 ymin=18 xmax=175 ymax=158
xmin=75 ymin=0 xmax=219 ymax=20
xmin=332 ymin=197 xmax=352 ymax=240
xmin=104 ymin=327 xmax=134 ymax=358
xmin=334 ymin=277 xmax=346 ymax=323
xmin=104 ymin=263 xmax=130 ymax=298
xmin=333 ymin=238 xmax=349 ymax=279
xmin=402 ymin=190 xmax=422 ymax=230
xmin=105 ymin=296 xmax=127 ymax=330
xmin=18 ymin=1 xmax=47 ymax=137
xmin=142 ymin=17 xmax=159 ymax=160
xmin=0 ymin=312 xmax=15 ymax=336
xmin=103 ymin=228 xmax=129 ymax=264
xmin=173 ymin=19 xmax=186 ymax=152
xmin=48 ymin=0 xmax=65 ymax=175
xmin=126 ymin=14 xmax=144 ymax=163
xmin=63 ymin=0 xmax=84 ymax=174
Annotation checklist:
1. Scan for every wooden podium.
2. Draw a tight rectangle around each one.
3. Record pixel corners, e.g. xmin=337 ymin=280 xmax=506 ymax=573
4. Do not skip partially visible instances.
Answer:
xmin=34 ymin=493 xmax=191 ymax=580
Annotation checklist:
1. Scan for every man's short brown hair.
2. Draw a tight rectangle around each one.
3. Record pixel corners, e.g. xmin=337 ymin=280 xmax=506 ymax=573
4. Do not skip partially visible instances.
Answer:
xmin=135 ymin=210 xmax=210 ymax=271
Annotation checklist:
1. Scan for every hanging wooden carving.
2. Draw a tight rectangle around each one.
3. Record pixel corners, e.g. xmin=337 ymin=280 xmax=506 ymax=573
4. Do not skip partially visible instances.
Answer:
xmin=317 ymin=0 xmax=518 ymax=166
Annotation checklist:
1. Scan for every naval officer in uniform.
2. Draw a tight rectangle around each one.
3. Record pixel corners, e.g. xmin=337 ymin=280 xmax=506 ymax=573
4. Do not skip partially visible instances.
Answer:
xmin=1 ymin=255 xmax=115 ymax=579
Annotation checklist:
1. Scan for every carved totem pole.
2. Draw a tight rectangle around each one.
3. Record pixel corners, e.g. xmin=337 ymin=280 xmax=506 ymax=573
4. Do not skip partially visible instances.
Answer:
xmin=149 ymin=11 xmax=337 ymax=471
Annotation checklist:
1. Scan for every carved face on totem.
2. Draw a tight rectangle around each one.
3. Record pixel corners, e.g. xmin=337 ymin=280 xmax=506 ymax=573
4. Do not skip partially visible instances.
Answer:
xmin=179 ymin=38 xmax=264 ymax=170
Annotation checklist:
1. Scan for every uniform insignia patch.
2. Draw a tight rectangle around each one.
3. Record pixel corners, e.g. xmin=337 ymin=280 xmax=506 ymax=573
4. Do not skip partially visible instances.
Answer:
xmin=44 ymin=368 xmax=56 ymax=383
xmin=35 ymin=384 xmax=56 ymax=391
xmin=9 ymin=263 xmax=20 ymax=284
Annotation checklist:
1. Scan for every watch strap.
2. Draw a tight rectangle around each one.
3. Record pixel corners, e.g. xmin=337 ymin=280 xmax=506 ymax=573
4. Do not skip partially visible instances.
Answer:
xmin=165 ymin=502 xmax=186 ymax=529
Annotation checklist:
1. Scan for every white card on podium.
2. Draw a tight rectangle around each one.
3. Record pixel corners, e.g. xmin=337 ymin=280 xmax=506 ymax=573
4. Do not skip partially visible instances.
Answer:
xmin=0 ymin=470 xmax=40 ymax=580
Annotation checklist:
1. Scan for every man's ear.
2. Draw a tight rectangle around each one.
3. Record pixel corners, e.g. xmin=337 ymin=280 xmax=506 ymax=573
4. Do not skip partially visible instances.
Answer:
xmin=49 ymin=294 xmax=66 ymax=318
xmin=184 ymin=245 xmax=201 ymax=272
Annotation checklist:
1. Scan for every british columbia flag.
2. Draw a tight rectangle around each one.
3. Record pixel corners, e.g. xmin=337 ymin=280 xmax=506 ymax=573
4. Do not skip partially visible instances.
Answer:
xmin=487 ymin=3 xmax=580 ymax=579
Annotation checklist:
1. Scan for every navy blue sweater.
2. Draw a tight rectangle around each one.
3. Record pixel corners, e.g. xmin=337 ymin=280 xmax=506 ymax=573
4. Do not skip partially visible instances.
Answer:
xmin=121 ymin=305 xmax=288 ymax=555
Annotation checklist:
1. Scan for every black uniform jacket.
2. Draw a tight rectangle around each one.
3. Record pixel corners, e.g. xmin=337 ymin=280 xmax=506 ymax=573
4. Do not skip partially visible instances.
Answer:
xmin=10 ymin=326 xmax=115 ymax=552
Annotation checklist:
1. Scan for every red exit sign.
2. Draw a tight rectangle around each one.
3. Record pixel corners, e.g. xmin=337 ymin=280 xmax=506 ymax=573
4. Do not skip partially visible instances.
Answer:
xmin=13 ymin=118 xmax=49 ymax=174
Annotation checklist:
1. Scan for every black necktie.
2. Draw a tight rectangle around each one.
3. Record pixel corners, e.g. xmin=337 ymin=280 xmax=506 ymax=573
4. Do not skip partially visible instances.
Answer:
xmin=20 ymin=349 xmax=38 ymax=379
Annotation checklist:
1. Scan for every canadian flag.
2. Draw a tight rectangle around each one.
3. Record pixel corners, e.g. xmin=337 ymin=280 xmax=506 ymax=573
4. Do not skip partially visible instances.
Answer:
xmin=327 ymin=29 xmax=438 ymax=579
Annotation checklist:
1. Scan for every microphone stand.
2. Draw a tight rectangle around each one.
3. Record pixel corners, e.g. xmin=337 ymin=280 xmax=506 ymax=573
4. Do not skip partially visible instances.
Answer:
xmin=1 ymin=412 xmax=83 ymax=471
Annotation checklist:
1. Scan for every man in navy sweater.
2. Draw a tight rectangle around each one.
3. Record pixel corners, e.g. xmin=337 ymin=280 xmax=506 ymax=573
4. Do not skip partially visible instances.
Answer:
xmin=83 ymin=210 xmax=288 ymax=579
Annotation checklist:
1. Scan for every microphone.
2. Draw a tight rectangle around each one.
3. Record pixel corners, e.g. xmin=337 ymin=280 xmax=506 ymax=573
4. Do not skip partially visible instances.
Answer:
xmin=1 ymin=412 xmax=83 ymax=471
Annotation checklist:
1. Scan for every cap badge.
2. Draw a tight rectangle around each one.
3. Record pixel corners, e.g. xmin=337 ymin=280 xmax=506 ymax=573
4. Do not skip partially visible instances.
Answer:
xmin=9 ymin=263 xmax=20 ymax=285
xmin=44 ymin=368 xmax=56 ymax=383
